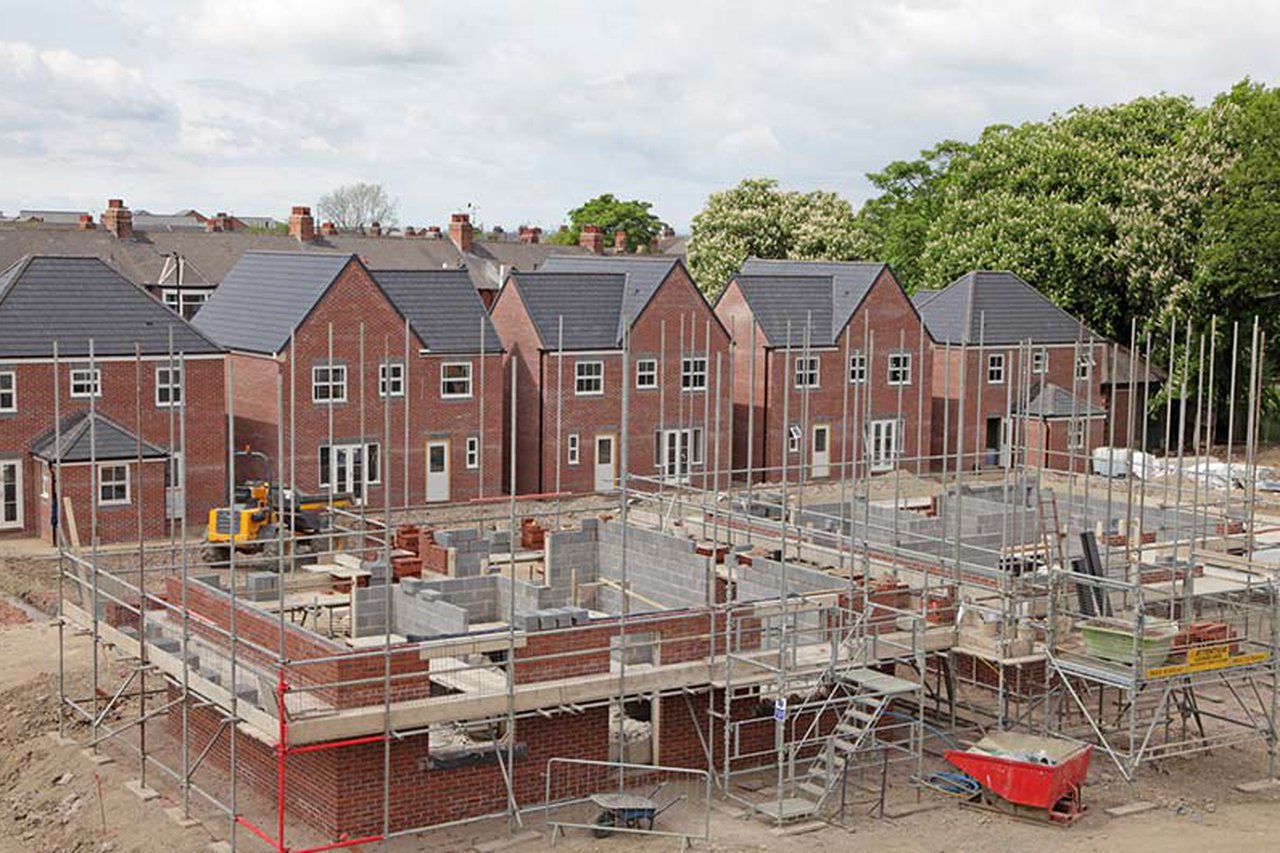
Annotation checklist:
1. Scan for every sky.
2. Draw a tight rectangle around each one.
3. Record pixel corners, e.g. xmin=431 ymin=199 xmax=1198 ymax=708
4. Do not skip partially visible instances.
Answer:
xmin=2 ymin=0 xmax=1279 ymax=232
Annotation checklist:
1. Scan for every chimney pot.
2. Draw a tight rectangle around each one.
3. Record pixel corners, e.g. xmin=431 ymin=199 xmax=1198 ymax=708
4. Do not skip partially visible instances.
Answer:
xmin=107 ymin=198 xmax=124 ymax=210
xmin=613 ymin=230 xmax=628 ymax=252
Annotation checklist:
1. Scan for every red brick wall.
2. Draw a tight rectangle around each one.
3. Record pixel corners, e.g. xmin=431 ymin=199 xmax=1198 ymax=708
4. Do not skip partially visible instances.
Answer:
xmin=719 ymin=268 xmax=932 ymax=480
xmin=494 ymin=265 xmax=732 ymax=495
xmin=241 ymin=259 xmax=504 ymax=504
xmin=0 ymin=355 xmax=225 ymax=544
xmin=929 ymin=341 xmax=1107 ymax=471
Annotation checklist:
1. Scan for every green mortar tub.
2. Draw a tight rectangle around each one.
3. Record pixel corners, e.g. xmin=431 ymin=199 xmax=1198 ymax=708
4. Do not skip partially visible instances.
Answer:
xmin=1079 ymin=618 xmax=1177 ymax=670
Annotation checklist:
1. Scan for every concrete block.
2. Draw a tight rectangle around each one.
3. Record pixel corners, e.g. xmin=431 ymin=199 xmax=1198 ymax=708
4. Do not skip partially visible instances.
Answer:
xmin=537 ymin=611 xmax=559 ymax=630
xmin=401 ymin=577 xmax=422 ymax=595
xmin=124 ymin=779 xmax=159 ymax=801
xmin=165 ymin=806 xmax=201 ymax=829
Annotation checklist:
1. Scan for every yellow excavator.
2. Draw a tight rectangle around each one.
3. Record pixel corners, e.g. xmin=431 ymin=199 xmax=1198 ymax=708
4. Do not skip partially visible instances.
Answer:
xmin=202 ymin=450 xmax=351 ymax=565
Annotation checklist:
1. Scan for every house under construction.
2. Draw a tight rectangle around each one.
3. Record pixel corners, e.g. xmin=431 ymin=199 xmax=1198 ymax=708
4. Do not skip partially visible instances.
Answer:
xmin=49 ymin=312 xmax=1279 ymax=851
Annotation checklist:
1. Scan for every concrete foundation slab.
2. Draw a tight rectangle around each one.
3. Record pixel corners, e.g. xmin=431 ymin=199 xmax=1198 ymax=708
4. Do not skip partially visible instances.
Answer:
xmin=81 ymin=748 xmax=114 ymax=766
xmin=123 ymin=779 xmax=158 ymax=801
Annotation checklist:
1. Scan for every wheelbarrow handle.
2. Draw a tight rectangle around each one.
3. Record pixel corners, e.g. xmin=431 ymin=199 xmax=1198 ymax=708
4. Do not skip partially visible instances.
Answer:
xmin=645 ymin=780 xmax=669 ymax=800
xmin=652 ymin=794 xmax=686 ymax=818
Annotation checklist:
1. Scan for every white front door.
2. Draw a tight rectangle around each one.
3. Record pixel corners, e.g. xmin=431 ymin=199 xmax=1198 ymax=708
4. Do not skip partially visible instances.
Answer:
xmin=0 ymin=460 xmax=22 ymax=530
xmin=426 ymin=440 xmax=450 ymax=503
xmin=165 ymin=452 xmax=184 ymax=520
xmin=594 ymin=434 xmax=616 ymax=492
xmin=811 ymin=424 xmax=831 ymax=478
xmin=867 ymin=419 xmax=899 ymax=472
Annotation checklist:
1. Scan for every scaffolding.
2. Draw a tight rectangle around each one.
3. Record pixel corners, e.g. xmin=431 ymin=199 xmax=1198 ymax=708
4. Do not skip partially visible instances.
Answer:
xmin=40 ymin=306 xmax=1278 ymax=850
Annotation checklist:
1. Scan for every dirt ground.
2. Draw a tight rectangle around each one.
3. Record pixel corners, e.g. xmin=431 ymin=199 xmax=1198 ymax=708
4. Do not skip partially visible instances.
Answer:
xmin=4 ymin=459 xmax=1280 ymax=852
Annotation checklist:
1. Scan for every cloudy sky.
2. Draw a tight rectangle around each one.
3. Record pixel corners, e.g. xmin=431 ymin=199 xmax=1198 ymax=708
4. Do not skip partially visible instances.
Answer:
xmin=2 ymin=0 xmax=1278 ymax=231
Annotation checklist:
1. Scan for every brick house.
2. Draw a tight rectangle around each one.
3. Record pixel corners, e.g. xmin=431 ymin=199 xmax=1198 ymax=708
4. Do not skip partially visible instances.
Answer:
xmin=714 ymin=259 xmax=933 ymax=480
xmin=0 ymin=256 xmax=225 ymax=544
xmin=914 ymin=270 xmax=1117 ymax=472
xmin=192 ymin=252 xmax=503 ymax=504
xmin=491 ymin=256 xmax=732 ymax=495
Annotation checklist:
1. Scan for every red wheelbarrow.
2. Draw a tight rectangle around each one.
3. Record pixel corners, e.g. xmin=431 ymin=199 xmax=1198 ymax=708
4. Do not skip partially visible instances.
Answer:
xmin=943 ymin=733 xmax=1092 ymax=825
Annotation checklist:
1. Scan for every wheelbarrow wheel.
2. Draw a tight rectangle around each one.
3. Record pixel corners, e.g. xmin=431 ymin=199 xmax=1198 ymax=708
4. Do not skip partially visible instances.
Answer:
xmin=592 ymin=810 xmax=616 ymax=838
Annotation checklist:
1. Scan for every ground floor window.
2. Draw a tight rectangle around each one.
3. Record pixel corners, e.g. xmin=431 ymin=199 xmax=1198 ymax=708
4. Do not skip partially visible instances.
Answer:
xmin=98 ymin=464 xmax=130 ymax=506
xmin=0 ymin=460 xmax=20 ymax=528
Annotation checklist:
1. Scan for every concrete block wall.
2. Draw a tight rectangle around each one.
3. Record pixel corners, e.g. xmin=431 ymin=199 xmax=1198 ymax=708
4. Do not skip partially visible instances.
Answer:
xmin=352 ymin=585 xmax=390 ymax=637
xmin=433 ymin=527 xmax=492 ymax=577
xmin=543 ymin=518 xmax=601 ymax=602
xmin=596 ymin=521 xmax=709 ymax=613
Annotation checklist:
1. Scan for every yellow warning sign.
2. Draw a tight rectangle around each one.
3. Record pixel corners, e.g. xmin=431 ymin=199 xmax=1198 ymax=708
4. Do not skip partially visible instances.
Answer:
xmin=1146 ymin=651 xmax=1269 ymax=680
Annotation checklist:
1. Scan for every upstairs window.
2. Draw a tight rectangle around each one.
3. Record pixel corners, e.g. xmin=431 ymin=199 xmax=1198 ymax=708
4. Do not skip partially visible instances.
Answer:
xmin=379 ymin=361 xmax=405 ymax=398
xmin=793 ymin=356 xmax=820 ymax=389
xmin=1076 ymin=353 xmax=1094 ymax=382
xmin=848 ymin=352 xmax=866 ymax=385
xmin=635 ymin=358 xmax=657 ymax=390
xmin=0 ymin=372 xmax=14 ymax=413
xmin=156 ymin=366 xmax=182 ymax=407
xmin=312 ymin=364 xmax=347 ymax=403
xmin=70 ymin=368 xmax=101 ymax=399
xmin=887 ymin=353 xmax=912 ymax=386
xmin=575 ymin=361 xmax=604 ymax=396
xmin=987 ymin=353 xmax=1005 ymax=384
xmin=441 ymin=362 xmax=473 ymax=399
xmin=1032 ymin=348 xmax=1048 ymax=374
xmin=681 ymin=357 xmax=707 ymax=392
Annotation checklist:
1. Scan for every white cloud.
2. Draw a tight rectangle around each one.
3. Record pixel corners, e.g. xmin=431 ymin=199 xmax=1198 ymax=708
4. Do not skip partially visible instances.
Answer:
xmin=3 ymin=1 xmax=1280 ymax=228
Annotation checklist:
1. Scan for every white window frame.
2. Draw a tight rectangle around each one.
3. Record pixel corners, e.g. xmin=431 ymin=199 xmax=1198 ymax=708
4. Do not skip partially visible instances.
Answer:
xmin=567 ymin=433 xmax=580 ymax=465
xmin=40 ymin=461 xmax=50 ymax=499
xmin=575 ymin=361 xmax=604 ymax=396
xmin=0 ymin=460 xmax=21 ymax=529
xmin=788 ymin=424 xmax=802 ymax=454
xmin=311 ymin=364 xmax=347 ymax=403
xmin=70 ymin=368 xmax=101 ymax=399
xmin=635 ymin=358 xmax=657 ymax=390
xmin=155 ymin=365 xmax=182 ymax=407
xmin=887 ymin=353 xmax=912 ymax=386
xmin=0 ymin=371 xmax=14 ymax=413
xmin=1032 ymin=348 xmax=1048 ymax=374
xmin=465 ymin=436 xmax=479 ymax=469
xmin=379 ymin=361 xmax=405 ymax=398
xmin=98 ymin=463 xmax=130 ymax=506
xmin=987 ymin=353 xmax=1006 ymax=385
xmin=848 ymin=352 xmax=866 ymax=385
xmin=681 ymin=357 xmax=707 ymax=392
xmin=793 ymin=356 xmax=820 ymax=390
xmin=162 ymin=288 xmax=211 ymax=320
xmin=1076 ymin=353 xmax=1095 ymax=382
xmin=440 ymin=361 xmax=473 ymax=399
xmin=1067 ymin=419 xmax=1087 ymax=450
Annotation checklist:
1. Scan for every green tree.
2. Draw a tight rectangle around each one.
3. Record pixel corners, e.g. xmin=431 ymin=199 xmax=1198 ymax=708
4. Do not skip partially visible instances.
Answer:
xmin=549 ymin=194 xmax=663 ymax=252
xmin=687 ymin=178 xmax=869 ymax=295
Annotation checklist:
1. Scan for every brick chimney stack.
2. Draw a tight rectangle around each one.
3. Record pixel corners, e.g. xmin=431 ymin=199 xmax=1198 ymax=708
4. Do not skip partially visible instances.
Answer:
xmin=449 ymin=213 xmax=474 ymax=253
xmin=369 ymin=221 xmax=382 ymax=238
xmin=289 ymin=205 xmax=316 ymax=242
xmin=613 ymin=230 xmax=628 ymax=253
xmin=204 ymin=218 xmax=222 ymax=233
xmin=579 ymin=224 xmax=604 ymax=254
xmin=320 ymin=221 xmax=338 ymax=237
xmin=518 ymin=226 xmax=542 ymax=244
xmin=425 ymin=225 xmax=442 ymax=239
xmin=101 ymin=199 xmax=133 ymax=239
xmin=77 ymin=214 xmax=96 ymax=231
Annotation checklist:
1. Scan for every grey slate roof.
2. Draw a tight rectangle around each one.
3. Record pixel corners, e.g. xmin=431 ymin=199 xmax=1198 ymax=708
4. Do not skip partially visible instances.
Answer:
xmin=369 ymin=269 xmax=502 ymax=354
xmin=916 ymin=270 xmax=1094 ymax=345
xmin=31 ymin=411 xmax=168 ymax=462
xmin=0 ymin=222 xmax=585 ymax=295
xmin=505 ymin=271 xmax=628 ymax=350
xmin=537 ymin=254 xmax=682 ymax=340
xmin=732 ymin=275 xmax=838 ymax=346
xmin=1017 ymin=382 xmax=1106 ymax=419
xmin=0 ymin=256 xmax=222 ymax=358
xmin=192 ymin=251 xmax=354 ymax=354
xmin=739 ymin=258 xmax=887 ymax=342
